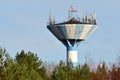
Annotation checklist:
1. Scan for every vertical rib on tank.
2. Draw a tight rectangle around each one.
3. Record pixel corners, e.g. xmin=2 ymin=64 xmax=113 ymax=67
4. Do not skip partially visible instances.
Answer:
xmin=47 ymin=11 xmax=97 ymax=67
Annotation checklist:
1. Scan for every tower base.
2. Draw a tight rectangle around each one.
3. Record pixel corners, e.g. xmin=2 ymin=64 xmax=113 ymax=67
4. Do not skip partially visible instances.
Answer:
xmin=67 ymin=46 xmax=78 ymax=67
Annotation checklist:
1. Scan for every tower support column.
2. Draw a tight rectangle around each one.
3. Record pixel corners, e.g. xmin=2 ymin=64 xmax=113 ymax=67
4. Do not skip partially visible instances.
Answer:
xmin=67 ymin=46 xmax=78 ymax=67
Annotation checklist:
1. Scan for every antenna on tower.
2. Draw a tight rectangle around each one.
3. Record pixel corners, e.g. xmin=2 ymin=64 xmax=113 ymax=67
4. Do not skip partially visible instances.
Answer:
xmin=85 ymin=12 xmax=88 ymax=23
xmin=93 ymin=9 xmax=97 ymax=24
xmin=68 ymin=6 xmax=77 ymax=20
xmin=82 ymin=13 xmax=85 ymax=23
xmin=48 ymin=11 xmax=53 ymax=25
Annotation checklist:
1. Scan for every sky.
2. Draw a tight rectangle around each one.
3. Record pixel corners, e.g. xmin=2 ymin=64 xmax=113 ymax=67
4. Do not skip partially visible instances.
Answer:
xmin=0 ymin=0 xmax=120 ymax=64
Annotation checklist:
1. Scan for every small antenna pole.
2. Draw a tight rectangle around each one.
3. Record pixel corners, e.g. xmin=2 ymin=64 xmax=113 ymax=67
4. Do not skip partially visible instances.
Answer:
xmin=68 ymin=8 xmax=71 ymax=20
xmin=48 ymin=10 xmax=52 ymax=25
xmin=70 ymin=6 xmax=73 ymax=19
xmin=68 ymin=6 xmax=77 ymax=20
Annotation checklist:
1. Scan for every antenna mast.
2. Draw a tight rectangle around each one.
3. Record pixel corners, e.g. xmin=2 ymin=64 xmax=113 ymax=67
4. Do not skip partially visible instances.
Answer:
xmin=68 ymin=6 xmax=77 ymax=20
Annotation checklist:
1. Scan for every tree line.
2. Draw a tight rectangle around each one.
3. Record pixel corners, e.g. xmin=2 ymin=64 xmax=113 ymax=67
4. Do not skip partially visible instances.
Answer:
xmin=0 ymin=47 xmax=120 ymax=80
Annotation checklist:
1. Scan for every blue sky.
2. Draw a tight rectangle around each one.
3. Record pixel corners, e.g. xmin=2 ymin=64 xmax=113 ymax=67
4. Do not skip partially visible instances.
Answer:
xmin=0 ymin=0 xmax=120 ymax=64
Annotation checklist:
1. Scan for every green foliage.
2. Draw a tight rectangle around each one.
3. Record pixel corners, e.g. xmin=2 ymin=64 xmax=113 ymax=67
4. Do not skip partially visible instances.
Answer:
xmin=1 ymin=47 xmax=120 ymax=80
xmin=0 ymin=48 xmax=47 ymax=80
xmin=15 ymin=50 xmax=42 ymax=70
xmin=13 ymin=50 xmax=46 ymax=80
xmin=0 ymin=47 xmax=13 ymax=80
xmin=51 ymin=61 xmax=91 ymax=80
xmin=79 ymin=63 xmax=91 ymax=80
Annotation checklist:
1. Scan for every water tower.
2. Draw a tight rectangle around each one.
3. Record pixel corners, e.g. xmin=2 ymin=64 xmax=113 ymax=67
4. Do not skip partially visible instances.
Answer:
xmin=47 ymin=7 xmax=97 ymax=66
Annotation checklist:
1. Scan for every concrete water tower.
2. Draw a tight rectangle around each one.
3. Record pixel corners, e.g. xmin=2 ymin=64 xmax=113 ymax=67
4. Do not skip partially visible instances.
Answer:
xmin=47 ymin=7 xmax=97 ymax=66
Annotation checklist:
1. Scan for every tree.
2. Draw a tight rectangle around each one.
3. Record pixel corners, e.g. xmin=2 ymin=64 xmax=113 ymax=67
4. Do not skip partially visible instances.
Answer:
xmin=91 ymin=62 xmax=109 ymax=80
xmin=0 ymin=47 xmax=14 ymax=80
xmin=79 ymin=63 xmax=91 ymax=80
xmin=13 ymin=50 xmax=46 ymax=80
